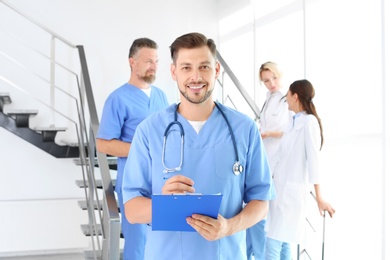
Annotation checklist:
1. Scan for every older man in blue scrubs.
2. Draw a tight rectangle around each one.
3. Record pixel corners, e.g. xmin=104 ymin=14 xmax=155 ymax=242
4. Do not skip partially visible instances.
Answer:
xmin=96 ymin=38 xmax=169 ymax=260
xmin=122 ymin=32 xmax=274 ymax=260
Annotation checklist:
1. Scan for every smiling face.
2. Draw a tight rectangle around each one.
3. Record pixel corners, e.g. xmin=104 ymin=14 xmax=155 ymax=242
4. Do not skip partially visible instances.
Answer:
xmin=286 ymin=89 xmax=300 ymax=113
xmin=170 ymin=45 xmax=220 ymax=105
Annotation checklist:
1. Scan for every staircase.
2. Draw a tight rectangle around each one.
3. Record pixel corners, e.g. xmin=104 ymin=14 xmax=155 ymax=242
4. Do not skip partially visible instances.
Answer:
xmin=75 ymin=176 xmax=124 ymax=260
xmin=1 ymin=1 xmax=121 ymax=259
xmin=0 ymin=91 xmax=122 ymax=260
xmin=0 ymin=93 xmax=79 ymax=158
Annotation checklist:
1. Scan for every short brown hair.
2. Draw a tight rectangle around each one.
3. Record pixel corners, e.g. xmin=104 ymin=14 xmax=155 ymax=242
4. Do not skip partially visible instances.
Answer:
xmin=169 ymin=32 xmax=217 ymax=63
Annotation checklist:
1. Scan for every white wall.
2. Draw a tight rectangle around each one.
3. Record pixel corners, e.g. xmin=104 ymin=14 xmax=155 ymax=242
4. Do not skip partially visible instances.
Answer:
xmin=0 ymin=0 xmax=218 ymax=256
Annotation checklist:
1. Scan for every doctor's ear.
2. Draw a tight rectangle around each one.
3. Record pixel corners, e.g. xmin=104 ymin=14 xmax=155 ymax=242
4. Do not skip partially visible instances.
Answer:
xmin=170 ymin=63 xmax=177 ymax=81
xmin=129 ymin=57 xmax=135 ymax=68
xmin=214 ymin=62 xmax=221 ymax=79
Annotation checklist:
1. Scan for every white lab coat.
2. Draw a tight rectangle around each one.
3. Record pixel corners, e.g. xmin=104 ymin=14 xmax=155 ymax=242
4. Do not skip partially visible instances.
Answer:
xmin=260 ymin=91 xmax=292 ymax=166
xmin=265 ymin=112 xmax=321 ymax=244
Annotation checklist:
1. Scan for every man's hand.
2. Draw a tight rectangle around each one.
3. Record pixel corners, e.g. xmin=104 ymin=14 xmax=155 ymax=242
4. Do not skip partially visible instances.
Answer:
xmin=162 ymin=174 xmax=195 ymax=194
xmin=186 ymin=214 xmax=232 ymax=241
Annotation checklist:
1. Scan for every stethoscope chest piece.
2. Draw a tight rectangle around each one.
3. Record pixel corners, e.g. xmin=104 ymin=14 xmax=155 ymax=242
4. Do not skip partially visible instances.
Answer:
xmin=233 ymin=161 xmax=244 ymax=176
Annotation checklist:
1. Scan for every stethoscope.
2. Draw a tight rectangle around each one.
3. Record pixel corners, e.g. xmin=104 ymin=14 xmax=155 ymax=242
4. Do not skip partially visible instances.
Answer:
xmin=162 ymin=101 xmax=244 ymax=176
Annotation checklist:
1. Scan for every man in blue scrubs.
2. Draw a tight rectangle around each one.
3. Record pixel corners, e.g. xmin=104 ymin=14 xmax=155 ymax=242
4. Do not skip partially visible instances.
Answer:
xmin=96 ymin=38 xmax=169 ymax=260
xmin=122 ymin=32 xmax=273 ymax=260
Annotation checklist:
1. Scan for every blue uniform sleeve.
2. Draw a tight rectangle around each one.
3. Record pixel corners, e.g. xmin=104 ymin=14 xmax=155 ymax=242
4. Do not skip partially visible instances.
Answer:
xmin=243 ymin=121 xmax=275 ymax=203
xmin=122 ymin=120 xmax=153 ymax=204
xmin=97 ymin=93 xmax=126 ymax=141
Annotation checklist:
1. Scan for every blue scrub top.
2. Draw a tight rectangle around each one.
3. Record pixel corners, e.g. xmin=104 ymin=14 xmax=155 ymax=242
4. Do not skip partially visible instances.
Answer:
xmin=122 ymin=103 xmax=274 ymax=260
xmin=96 ymin=83 xmax=169 ymax=192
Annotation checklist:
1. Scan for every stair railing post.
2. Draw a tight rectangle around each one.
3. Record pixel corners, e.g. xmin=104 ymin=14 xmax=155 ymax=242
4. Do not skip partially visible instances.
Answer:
xmin=50 ymin=35 xmax=55 ymax=126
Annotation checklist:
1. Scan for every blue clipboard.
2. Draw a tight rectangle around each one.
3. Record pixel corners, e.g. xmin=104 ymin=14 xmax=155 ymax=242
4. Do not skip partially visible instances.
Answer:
xmin=151 ymin=194 xmax=223 ymax=232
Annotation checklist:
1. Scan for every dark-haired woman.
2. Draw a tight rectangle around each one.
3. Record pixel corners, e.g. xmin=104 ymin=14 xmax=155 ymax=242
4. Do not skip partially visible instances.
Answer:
xmin=265 ymin=79 xmax=336 ymax=260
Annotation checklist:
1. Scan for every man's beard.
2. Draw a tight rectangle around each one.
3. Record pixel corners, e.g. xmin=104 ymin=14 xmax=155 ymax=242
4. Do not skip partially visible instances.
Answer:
xmin=179 ymin=85 xmax=213 ymax=104
xmin=141 ymin=74 xmax=156 ymax=84
xmin=139 ymin=69 xmax=156 ymax=84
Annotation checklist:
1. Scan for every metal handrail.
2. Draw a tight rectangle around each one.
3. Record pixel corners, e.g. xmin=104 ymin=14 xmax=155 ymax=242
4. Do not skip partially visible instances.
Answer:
xmin=1 ymin=0 xmax=74 ymax=125
xmin=217 ymin=51 xmax=261 ymax=120
xmin=0 ymin=75 xmax=78 ymax=128
xmin=2 ymin=30 xmax=79 ymax=76
xmin=297 ymin=191 xmax=327 ymax=260
xmin=0 ymin=0 xmax=76 ymax=48
xmin=1 ymin=1 xmax=120 ymax=259
xmin=78 ymin=45 xmax=120 ymax=260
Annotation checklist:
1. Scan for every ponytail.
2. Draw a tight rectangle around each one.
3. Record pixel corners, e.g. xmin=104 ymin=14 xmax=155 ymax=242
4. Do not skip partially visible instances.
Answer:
xmin=289 ymin=79 xmax=323 ymax=150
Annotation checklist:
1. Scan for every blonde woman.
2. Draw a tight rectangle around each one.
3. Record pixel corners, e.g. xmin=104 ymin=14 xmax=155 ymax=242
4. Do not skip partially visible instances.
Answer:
xmin=247 ymin=62 xmax=292 ymax=259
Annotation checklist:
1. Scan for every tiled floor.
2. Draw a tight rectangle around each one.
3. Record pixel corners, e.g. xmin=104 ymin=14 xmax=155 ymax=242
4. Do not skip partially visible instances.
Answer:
xmin=1 ymin=253 xmax=84 ymax=260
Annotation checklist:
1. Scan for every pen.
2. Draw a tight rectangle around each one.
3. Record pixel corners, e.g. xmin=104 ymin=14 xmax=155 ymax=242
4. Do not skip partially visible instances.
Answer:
xmin=172 ymin=193 xmax=203 ymax=195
